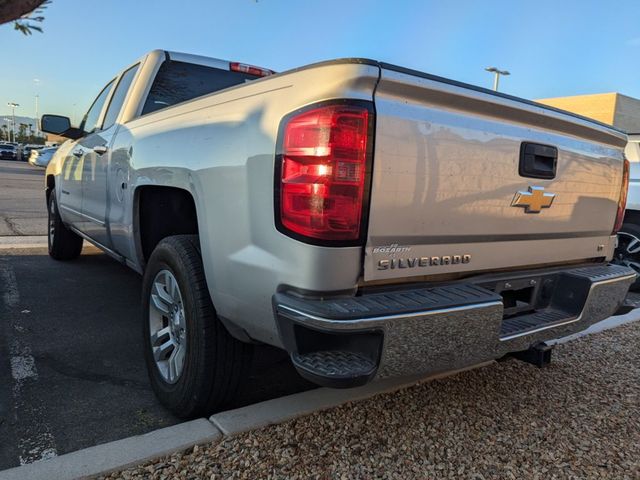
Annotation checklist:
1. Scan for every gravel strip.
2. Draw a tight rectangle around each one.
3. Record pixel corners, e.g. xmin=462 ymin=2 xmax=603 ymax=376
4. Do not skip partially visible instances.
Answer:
xmin=104 ymin=322 xmax=640 ymax=480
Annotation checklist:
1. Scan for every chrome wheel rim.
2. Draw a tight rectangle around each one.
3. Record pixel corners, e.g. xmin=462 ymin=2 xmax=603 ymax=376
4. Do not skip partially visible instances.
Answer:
xmin=148 ymin=269 xmax=187 ymax=384
xmin=48 ymin=199 xmax=55 ymax=246
xmin=615 ymin=231 xmax=640 ymax=275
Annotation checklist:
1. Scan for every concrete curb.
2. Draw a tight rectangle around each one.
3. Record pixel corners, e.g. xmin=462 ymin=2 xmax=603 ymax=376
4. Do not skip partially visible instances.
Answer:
xmin=0 ymin=363 xmax=493 ymax=480
xmin=0 ymin=419 xmax=221 ymax=480
xmin=0 ymin=235 xmax=47 ymax=249
xmin=210 ymin=362 xmax=494 ymax=436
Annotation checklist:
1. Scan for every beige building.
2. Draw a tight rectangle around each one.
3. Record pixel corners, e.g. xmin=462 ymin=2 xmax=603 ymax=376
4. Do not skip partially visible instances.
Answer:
xmin=45 ymin=132 xmax=67 ymax=145
xmin=536 ymin=93 xmax=640 ymax=133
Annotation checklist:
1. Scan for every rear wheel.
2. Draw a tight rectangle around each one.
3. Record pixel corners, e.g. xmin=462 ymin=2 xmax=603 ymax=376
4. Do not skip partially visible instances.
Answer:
xmin=47 ymin=190 xmax=83 ymax=260
xmin=615 ymin=221 xmax=640 ymax=291
xmin=142 ymin=235 xmax=252 ymax=418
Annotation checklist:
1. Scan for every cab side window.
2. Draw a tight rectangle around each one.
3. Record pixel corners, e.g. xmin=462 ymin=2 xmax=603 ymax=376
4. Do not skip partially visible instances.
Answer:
xmin=81 ymin=79 xmax=116 ymax=134
xmin=103 ymin=64 xmax=140 ymax=130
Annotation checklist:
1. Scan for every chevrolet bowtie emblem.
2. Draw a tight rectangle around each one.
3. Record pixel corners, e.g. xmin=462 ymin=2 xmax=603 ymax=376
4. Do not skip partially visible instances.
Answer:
xmin=511 ymin=186 xmax=556 ymax=213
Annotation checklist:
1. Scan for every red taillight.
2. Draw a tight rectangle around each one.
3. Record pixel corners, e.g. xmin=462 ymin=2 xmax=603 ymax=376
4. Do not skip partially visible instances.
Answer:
xmin=229 ymin=62 xmax=274 ymax=77
xmin=277 ymin=103 xmax=371 ymax=243
xmin=613 ymin=158 xmax=630 ymax=234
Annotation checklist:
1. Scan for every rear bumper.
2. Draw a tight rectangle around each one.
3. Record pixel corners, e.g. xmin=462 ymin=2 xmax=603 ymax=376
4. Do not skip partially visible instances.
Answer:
xmin=274 ymin=264 xmax=635 ymax=388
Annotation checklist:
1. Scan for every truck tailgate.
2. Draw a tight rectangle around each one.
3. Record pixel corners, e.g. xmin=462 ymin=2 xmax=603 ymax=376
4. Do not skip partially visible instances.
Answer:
xmin=364 ymin=66 xmax=627 ymax=282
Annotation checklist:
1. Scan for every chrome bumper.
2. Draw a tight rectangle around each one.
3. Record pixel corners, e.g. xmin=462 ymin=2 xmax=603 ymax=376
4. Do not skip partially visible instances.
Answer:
xmin=274 ymin=264 xmax=635 ymax=385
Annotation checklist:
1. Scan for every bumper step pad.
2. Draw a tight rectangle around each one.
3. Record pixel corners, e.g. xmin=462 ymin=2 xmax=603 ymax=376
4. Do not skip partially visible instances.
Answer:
xmin=275 ymin=283 xmax=500 ymax=321
xmin=501 ymin=309 xmax=571 ymax=339
xmin=291 ymin=351 xmax=377 ymax=388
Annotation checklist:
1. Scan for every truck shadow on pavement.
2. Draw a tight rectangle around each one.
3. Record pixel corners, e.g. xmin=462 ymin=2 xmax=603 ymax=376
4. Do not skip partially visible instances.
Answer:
xmin=0 ymin=247 xmax=313 ymax=470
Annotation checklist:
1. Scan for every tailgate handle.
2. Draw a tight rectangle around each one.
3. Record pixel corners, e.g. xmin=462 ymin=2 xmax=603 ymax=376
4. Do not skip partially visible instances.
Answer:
xmin=519 ymin=143 xmax=557 ymax=179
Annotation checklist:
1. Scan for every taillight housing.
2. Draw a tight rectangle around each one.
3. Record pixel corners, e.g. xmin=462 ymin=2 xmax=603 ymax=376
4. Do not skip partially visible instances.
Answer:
xmin=275 ymin=101 xmax=373 ymax=245
xmin=613 ymin=157 xmax=630 ymax=234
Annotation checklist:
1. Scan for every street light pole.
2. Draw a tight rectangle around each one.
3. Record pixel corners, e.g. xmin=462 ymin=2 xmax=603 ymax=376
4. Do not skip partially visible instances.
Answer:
xmin=7 ymin=102 xmax=19 ymax=143
xmin=35 ymin=95 xmax=39 ymax=136
xmin=484 ymin=67 xmax=510 ymax=92
xmin=33 ymin=78 xmax=40 ymax=137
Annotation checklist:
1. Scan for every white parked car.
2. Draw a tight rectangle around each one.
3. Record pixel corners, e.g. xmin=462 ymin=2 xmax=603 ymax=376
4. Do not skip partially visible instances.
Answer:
xmin=22 ymin=144 xmax=44 ymax=161
xmin=615 ymin=134 xmax=640 ymax=288
xmin=28 ymin=146 xmax=57 ymax=168
xmin=0 ymin=143 xmax=18 ymax=160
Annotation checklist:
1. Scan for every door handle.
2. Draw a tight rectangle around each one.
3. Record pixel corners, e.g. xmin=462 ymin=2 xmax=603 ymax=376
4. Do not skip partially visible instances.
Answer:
xmin=93 ymin=145 xmax=108 ymax=155
xmin=519 ymin=142 xmax=557 ymax=180
xmin=72 ymin=149 xmax=83 ymax=158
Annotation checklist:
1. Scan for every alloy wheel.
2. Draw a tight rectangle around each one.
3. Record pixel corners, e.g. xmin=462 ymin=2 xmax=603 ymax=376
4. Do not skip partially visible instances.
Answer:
xmin=48 ymin=198 xmax=55 ymax=246
xmin=148 ymin=269 xmax=187 ymax=384
xmin=615 ymin=231 xmax=640 ymax=275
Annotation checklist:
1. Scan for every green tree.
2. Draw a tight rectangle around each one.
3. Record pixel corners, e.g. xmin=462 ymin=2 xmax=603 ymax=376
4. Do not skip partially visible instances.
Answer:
xmin=0 ymin=125 xmax=8 ymax=142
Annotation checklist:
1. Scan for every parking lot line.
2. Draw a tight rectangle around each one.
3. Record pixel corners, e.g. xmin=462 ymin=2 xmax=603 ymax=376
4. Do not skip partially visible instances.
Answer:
xmin=0 ymin=236 xmax=48 ymax=250
xmin=0 ymin=261 xmax=58 ymax=465
xmin=0 ymin=247 xmax=314 ymax=471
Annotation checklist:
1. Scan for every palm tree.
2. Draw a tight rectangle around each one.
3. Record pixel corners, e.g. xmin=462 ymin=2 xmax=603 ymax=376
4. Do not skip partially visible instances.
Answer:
xmin=0 ymin=1 xmax=49 ymax=34
xmin=18 ymin=123 xmax=28 ymax=142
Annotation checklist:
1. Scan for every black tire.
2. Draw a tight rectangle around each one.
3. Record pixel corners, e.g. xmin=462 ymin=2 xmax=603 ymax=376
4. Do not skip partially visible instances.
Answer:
xmin=615 ymin=221 xmax=640 ymax=291
xmin=142 ymin=235 xmax=253 ymax=418
xmin=47 ymin=190 xmax=83 ymax=260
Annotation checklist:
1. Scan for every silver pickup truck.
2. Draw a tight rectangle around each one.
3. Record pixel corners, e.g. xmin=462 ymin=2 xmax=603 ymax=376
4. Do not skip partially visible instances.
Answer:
xmin=41 ymin=50 xmax=634 ymax=418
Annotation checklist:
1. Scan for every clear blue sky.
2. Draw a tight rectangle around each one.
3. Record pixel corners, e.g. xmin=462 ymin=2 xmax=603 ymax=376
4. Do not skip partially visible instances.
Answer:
xmin=1 ymin=0 xmax=639 ymax=122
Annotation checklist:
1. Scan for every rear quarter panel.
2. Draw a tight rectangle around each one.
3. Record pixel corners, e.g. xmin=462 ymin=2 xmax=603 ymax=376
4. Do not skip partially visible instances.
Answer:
xmin=116 ymin=62 xmax=379 ymax=345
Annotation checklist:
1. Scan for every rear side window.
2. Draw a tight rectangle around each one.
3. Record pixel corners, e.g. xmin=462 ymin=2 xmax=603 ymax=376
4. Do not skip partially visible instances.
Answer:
xmin=103 ymin=63 xmax=140 ymax=129
xmin=141 ymin=60 xmax=258 ymax=115
xmin=82 ymin=80 xmax=116 ymax=134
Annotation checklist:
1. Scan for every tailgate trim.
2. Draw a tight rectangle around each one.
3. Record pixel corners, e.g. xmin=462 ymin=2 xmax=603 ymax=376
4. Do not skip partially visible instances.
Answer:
xmin=378 ymin=61 xmax=626 ymax=140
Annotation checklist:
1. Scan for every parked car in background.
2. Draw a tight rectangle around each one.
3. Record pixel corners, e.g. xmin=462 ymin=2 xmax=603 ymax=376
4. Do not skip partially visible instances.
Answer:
xmin=0 ymin=143 xmax=18 ymax=160
xmin=41 ymin=50 xmax=634 ymax=418
xmin=28 ymin=146 xmax=57 ymax=168
xmin=615 ymin=134 xmax=640 ymax=289
xmin=22 ymin=144 xmax=44 ymax=161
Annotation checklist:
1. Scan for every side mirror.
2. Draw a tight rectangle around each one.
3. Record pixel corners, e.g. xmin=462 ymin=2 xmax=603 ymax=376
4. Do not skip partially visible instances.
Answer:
xmin=41 ymin=114 xmax=71 ymax=134
xmin=40 ymin=114 xmax=84 ymax=140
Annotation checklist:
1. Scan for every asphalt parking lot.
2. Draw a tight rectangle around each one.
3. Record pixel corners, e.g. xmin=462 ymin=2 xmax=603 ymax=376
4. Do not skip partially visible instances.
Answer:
xmin=0 ymin=160 xmax=46 ymax=236
xmin=0 ymin=160 xmax=312 ymax=470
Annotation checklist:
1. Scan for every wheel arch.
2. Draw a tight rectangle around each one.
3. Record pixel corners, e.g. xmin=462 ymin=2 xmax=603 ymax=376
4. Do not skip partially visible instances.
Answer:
xmin=134 ymin=185 xmax=200 ymax=268
xmin=45 ymin=174 xmax=55 ymax=206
